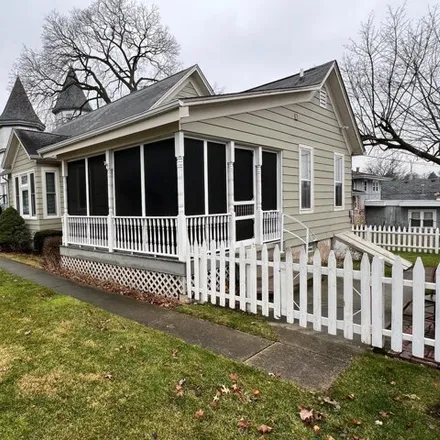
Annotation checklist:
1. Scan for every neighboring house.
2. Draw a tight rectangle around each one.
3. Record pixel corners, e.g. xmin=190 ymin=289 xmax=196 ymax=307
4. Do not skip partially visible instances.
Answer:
xmin=351 ymin=169 xmax=391 ymax=224
xmin=0 ymin=74 xmax=90 ymax=234
xmin=2 ymin=61 xmax=363 ymax=297
xmin=365 ymin=177 xmax=440 ymax=228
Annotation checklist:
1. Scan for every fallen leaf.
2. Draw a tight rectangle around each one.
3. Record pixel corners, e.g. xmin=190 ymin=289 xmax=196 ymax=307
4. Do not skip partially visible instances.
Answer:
xmin=375 ymin=420 xmax=383 ymax=426
xmin=347 ymin=393 xmax=355 ymax=400
xmin=403 ymin=393 xmax=420 ymax=401
xmin=171 ymin=349 xmax=178 ymax=358
xmin=327 ymin=436 xmax=336 ymax=440
xmin=178 ymin=378 xmax=186 ymax=387
xmin=194 ymin=408 xmax=204 ymax=419
xmin=252 ymin=388 xmax=261 ymax=398
xmin=24 ymin=330 xmax=31 ymax=336
xmin=175 ymin=384 xmax=184 ymax=397
xmin=237 ymin=417 xmax=250 ymax=430
xmin=229 ymin=372 xmax=239 ymax=382
xmin=323 ymin=396 xmax=341 ymax=410
xmin=352 ymin=418 xmax=362 ymax=426
xmin=194 ymin=385 xmax=202 ymax=397
xmin=257 ymin=425 xmax=273 ymax=434
xmin=378 ymin=411 xmax=393 ymax=418
xmin=220 ymin=385 xmax=230 ymax=395
xmin=210 ymin=400 xmax=219 ymax=409
xmin=103 ymin=373 xmax=113 ymax=380
xmin=232 ymin=383 xmax=242 ymax=393
xmin=313 ymin=425 xmax=320 ymax=432
xmin=299 ymin=407 xmax=314 ymax=422
xmin=390 ymin=381 xmax=396 ymax=385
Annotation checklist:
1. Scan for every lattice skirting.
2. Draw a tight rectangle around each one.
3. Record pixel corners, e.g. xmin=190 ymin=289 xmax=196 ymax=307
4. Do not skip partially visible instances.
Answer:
xmin=60 ymin=256 xmax=185 ymax=299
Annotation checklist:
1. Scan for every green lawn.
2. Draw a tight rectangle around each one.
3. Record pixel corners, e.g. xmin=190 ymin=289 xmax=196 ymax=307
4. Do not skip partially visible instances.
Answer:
xmin=0 ymin=270 xmax=439 ymax=439
xmin=394 ymin=251 xmax=440 ymax=268
xmin=177 ymin=303 xmax=278 ymax=341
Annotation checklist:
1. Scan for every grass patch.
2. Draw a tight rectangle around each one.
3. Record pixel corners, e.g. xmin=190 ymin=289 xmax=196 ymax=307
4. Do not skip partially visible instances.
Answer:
xmin=0 ymin=252 xmax=41 ymax=268
xmin=0 ymin=270 xmax=439 ymax=439
xmin=177 ymin=303 xmax=278 ymax=341
xmin=394 ymin=251 xmax=440 ymax=268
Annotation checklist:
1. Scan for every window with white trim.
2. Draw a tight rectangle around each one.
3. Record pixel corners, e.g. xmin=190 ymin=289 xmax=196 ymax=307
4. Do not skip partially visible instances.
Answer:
xmin=409 ymin=210 xmax=436 ymax=228
xmin=334 ymin=154 xmax=344 ymax=208
xmin=319 ymin=89 xmax=327 ymax=108
xmin=44 ymin=171 xmax=58 ymax=216
xmin=300 ymin=146 xmax=313 ymax=211
xmin=14 ymin=172 xmax=36 ymax=218
xmin=372 ymin=181 xmax=379 ymax=192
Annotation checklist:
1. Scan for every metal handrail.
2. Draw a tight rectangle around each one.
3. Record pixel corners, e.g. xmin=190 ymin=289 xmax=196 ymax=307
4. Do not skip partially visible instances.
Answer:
xmin=282 ymin=213 xmax=317 ymax=251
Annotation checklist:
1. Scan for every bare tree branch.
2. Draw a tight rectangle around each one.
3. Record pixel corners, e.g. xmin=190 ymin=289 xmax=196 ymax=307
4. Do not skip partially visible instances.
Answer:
xmin=343 ymin=4 xmax=440 ymax=166
xmin=13 ymin=0 xmax=181 ymax=125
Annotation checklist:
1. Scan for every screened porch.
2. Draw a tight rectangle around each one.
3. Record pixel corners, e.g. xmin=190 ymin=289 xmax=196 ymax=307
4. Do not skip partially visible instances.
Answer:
xmin=62 ymin=132 xmax=282 ymax=260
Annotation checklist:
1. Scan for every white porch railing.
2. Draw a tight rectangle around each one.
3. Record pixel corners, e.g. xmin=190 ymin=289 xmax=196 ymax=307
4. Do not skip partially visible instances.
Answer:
xmin=66 ymin=216 xmax=109 ymax=248
xmin=188 ymin=241 xmax=440 ymax=363
xmin=186 ymin=214 xmax=230 ymax=248
xmin=353 ymin=224 xmax=440 ymax=254
xmin=262 ymin=210 xmax=282 ymax=242
xmin=113 ymin=216 xmax=178 ymax=257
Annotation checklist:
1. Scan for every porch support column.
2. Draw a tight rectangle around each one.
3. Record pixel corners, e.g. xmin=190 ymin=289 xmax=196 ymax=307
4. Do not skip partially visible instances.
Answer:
xmin=175 ymin=131 xmax=186 ymax=261
xmin=105 ymin=150 xmax=114 ymax=252
xmin=61 ymin=160 xmax=68 ymax=247
xmin=226 ymin=141 xmax=236 ymax=245
xmin=255 ymin=146 xmax=263 ymax=245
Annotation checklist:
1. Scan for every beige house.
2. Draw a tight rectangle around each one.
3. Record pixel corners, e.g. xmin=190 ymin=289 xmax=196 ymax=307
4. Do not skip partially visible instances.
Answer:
xmin=2 ymin=61 xmax=363 ymax=296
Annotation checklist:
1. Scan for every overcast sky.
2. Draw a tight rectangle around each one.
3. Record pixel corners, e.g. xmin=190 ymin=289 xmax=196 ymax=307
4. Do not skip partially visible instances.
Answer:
xmin=0 ymin=0 xmax=438 ymax=173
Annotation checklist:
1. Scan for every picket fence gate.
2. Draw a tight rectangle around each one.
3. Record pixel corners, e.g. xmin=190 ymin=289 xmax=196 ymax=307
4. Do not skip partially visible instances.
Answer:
xmin=353 ymin=224 xmax=440 ymax=254
xmin=187 ymin=241 xmax=440 ymax=362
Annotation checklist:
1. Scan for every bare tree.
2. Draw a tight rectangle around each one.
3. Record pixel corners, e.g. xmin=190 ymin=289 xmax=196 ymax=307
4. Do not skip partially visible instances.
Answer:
xmin=364 ymin=151 xmax=405 ymax=179
xmin=344 ymin=5 xmax=440 ymax=166
xmin=14 ymin=0 xmax=181 ymax=118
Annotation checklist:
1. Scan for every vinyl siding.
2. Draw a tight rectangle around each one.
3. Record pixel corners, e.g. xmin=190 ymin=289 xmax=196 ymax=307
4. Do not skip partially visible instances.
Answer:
xmin=176 ymin=81 xmax=199 ymax=99
xmin=182 ymin=86 xmax=353 ymax=247
xmin=8 ymin=144 xmax=62 ymax=235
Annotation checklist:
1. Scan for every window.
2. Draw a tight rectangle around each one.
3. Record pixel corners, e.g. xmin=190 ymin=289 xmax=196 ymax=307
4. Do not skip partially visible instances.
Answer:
xmin=409 ymin=210 xmax=436 ymax=228
xmin=13 ymin=172 xmax=36 ymax=217
xmin=67 ymin=160 xmax=87 ymax=215
xmin=372 ymin=181 xmax=379 ymax=192
xmin=319 ymin=89 xmax=327 ymax=108
xmin=44 ymin=171 xmax=57 ymax=216
xmin=334 ymin=154 xmax=344 ymax=208
xmin=363 ymin=180 xmax=368 ymax=191
xmin=299 ymin=146 xmax=313 ymax=211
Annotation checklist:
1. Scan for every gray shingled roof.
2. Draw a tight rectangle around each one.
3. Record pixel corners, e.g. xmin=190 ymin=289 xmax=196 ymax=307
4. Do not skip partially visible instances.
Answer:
xmin=14 ymin=129 xmax=68 ymax=157
xmin=245 ymin=60 xmax=335 ymax=92
xmin=53 ymin=66 xmax=194 ymax=137
xmin=52 ymin=68 xmax=93 ymax=114
xmin=382 ymin=178 xmax=440 ymax=201
xmin=0 ymin=77 xmax=45 ymax=131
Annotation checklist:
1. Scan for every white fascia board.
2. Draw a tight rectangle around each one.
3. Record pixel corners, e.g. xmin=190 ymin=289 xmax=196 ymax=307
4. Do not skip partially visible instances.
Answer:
xmin=365 ymin=199 xmax=440 ymax=207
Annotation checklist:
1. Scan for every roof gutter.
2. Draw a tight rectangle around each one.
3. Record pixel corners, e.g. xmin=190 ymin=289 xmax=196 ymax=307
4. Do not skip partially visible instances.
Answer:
xmin=39 ymin=100 xmax=182 ymax=155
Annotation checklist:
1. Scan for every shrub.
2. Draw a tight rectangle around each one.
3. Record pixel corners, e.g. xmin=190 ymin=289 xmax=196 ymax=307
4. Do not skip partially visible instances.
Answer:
xmin=0 ymin=207 xmax=31 ymax=251
xmin=33 ymin=229 xmax=63 ymax=254
xmin=41 ymin=236 xmax=62 ymax=271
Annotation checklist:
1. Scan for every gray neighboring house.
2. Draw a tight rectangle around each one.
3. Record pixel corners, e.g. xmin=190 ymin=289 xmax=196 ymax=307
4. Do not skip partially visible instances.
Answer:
xmin=365 ymin=177 xmax=440 ymax=228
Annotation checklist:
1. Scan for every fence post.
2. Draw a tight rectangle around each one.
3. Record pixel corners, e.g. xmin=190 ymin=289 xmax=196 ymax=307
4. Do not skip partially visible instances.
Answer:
xmin=366 ymin=225 xmax=372 ymax=243
xmin=313 ymin=249 xmax=322 ymax=332
xmin=327 ymin=250 xmax=337 ymax=335
xmin=371 ymin=256 xmax=384 ymax=348
xmin=360 ymin=253 xmax=371 ymax=344
xmin=285 ymin=248 xmax=294 ymax=324
xmin=343 ymin=252 xmax=354 ymax=340
xmin=391 ymin=257 xmax=403 ymax=353
xmin=273 ymin=245 xmax=281 ymax=319
xmin=261 ymin=244 xmax=269 ymax=317
xmin=435 ymin=263 xmax=440 ymax=362
xmin=435 ymin=228 xmax=439 ymax=254
xmin=299 ymin=246 xmax=308 ymax=328
xmin=412 ymin=258 xmax=425 ymax=358
xmin=228 ymin=242 xmax=236 ymax=309
xmin=239 ymin=244 xmax=246 ymax=312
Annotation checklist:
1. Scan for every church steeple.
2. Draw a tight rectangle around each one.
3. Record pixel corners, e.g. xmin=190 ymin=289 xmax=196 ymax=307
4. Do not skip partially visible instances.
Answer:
xmin=52 ymin=68 xmax=92 ymax=124
xmin=0 ymin=77 xmax=45 ymax=131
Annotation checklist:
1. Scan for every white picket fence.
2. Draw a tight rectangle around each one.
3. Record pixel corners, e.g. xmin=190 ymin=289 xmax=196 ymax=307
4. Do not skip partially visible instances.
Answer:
xmin=187 ymin=242 xmax=440 ymax=362
xmin=353 ymin=224 xmax=440 ymax=254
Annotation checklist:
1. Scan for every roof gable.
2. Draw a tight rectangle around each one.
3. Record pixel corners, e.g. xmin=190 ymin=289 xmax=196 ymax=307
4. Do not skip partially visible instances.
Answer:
xmin=0 ymin=77 xmax=45 ymax=131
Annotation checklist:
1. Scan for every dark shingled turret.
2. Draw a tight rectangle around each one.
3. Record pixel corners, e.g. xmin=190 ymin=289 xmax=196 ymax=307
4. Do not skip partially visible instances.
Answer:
xmin=52 ymin=68 xmax=92 ymax=115
xmin=0 ymin=77 xmax=45 ymax=131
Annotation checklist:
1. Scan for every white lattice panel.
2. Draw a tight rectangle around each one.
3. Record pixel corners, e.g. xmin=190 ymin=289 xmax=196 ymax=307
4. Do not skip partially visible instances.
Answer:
xmin=61 ymin=256 xmax=184 ymax=299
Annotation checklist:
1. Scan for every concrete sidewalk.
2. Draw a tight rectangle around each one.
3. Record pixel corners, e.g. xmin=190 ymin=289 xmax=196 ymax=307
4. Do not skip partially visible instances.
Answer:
xmin=0 ymin=257 xmax=365 ymax=390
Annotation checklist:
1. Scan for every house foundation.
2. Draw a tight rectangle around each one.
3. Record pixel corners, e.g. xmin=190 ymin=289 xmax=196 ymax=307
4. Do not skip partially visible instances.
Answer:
xmin=60 ymin=246 xmax=186 ymax=299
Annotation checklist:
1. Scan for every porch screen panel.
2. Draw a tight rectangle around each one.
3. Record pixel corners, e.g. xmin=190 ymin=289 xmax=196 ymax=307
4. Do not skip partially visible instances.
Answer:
xmin=262 ymin=151 xmax=277 ymax=210
xmin=208 ymin=142 xmax=227 ymax=214
xmin=184 ymin=138 xmax=205 ymax=215
xmin=88 ymin=154 xmax=108 ymax=216
xmin=234 ymin=148 xmax=253 ymax=201
xmin=67 ymin=159 xmax=87 ymax=215
xmin=144 ymin=139 xmax=177 ymax=216
xmin=114 ymin=146 xmax=142 ymax=216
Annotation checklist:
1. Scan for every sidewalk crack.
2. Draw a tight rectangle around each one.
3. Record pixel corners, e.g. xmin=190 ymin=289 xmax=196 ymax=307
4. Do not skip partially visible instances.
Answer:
xmin=243 ymin=341 xmax=276 ymax=363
